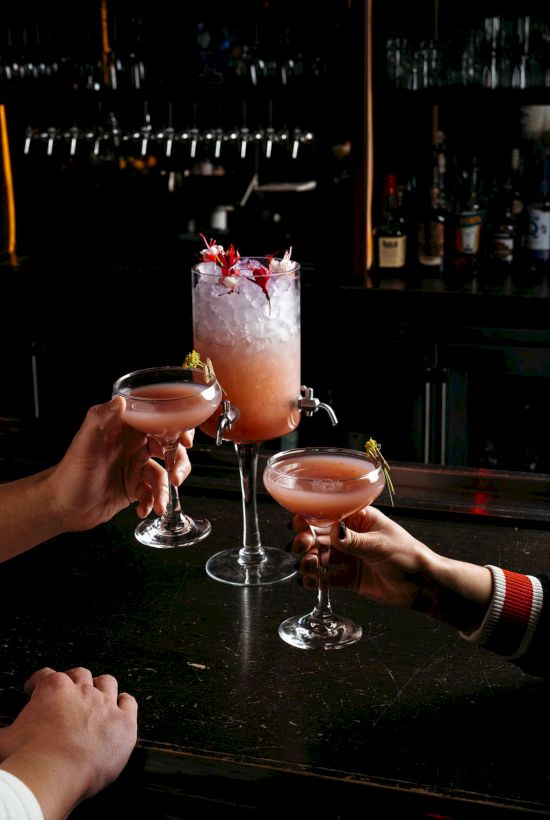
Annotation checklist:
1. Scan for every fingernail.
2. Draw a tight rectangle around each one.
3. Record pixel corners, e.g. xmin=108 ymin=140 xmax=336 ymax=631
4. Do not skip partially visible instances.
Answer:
xmin=108 ymin=397 xmax=118 ymax=412
xmin=339 ymin=522 xmax=346 ymax=540
xmin=284 ymin=538 xmax=294 ymax=553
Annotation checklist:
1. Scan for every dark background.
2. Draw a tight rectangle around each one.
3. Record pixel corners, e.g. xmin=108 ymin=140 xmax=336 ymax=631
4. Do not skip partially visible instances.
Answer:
xmin=2 ymin=1 xmax=550 ymax=474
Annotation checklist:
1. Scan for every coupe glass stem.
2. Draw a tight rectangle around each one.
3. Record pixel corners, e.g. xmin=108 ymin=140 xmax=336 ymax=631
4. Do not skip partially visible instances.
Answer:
xmin=161 ymin=444 xmax=183 ymax=527
xmin=309 ymin=525 xmax=336 ymax=625
xmin=235 ymin=442 xmax=265 ymax=566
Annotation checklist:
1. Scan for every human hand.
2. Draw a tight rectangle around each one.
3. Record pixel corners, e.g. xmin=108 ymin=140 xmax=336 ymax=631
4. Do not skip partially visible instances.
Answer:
xmin=290 ymin=506 xmax=492 ymax=630
xmin=290 ymin=506 xmax=434 ymax=607
xmin=0 ymin=666 xmax=137 ymax=820
xmin=46 ymin=396 xmax=193 ymax=532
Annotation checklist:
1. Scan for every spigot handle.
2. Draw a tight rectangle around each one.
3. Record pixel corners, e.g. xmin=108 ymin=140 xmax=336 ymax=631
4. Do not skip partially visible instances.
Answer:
xmin=298 ymin=385 xmax=338 ymax=426
xmin=216 ymin=400 xmax=240 ymax=446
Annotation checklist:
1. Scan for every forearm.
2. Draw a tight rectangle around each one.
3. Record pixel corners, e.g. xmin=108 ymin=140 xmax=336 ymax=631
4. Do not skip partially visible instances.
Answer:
xmin=413 ymin=548 xmax=494 ymax=633
xmin=0 ymin=471 xmax=64 ymax=561
xmin=416 ymin=548 xmax=547 ymax=673
xmin=0 ymin=751 xmax=87 ymax=820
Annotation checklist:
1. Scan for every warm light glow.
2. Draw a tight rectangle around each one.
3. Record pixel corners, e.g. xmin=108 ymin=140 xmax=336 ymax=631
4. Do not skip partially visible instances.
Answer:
xmin=366 ymin=0 xmax=373 ymax=276
xmin=0 ymin=104 xmax=16 ymax=256
xmin=101 ymin=0 xmax=111 ymax=86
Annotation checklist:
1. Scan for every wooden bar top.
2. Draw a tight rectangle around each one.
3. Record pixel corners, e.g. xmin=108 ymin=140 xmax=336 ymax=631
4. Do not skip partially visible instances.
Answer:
xmin=1 ymin=456 xmax=550 ymax=818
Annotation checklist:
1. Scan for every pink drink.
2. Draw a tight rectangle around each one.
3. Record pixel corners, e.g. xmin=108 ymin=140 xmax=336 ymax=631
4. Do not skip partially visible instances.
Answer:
xmin=195 ymin=334 xmax=300 ymax=442
xmin=263 ymin=453 xmax=385 ymax=527
xmin=121 ymin=382 xmax=221 ymax=441
xmin=192 ymin=262 xmax=301 ymax=443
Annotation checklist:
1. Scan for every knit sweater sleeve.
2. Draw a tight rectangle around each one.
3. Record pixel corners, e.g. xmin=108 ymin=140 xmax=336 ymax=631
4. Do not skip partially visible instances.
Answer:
xmin=0 ymin=770 xmax=43 ymax=819
xmin=461 ymin=567 xmax=550 ymax=677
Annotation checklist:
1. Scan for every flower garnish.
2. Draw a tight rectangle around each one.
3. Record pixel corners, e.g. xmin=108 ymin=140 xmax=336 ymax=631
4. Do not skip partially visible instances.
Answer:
xmin=199 ymin=233 xmax=240 ymax=292
xmin=268 ymin=246 xmax=294 ymax=272
xmin=239 ymin=258 xmax=271 ymax=303
xmin=199 ymin=233 xmax=240 ymax=274
xmin=182 ymin=350 xmax=225 ymax=393
xmin=364 ymin=438 xmax=395 ymax=507
xmin=198 ymin=233 xmax=294 ymax=304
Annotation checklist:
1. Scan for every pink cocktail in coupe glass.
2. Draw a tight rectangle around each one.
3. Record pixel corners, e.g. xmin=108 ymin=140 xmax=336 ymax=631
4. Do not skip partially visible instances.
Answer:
xmin=192 ymin=246 xmax=301 ymax=586
xmin=263 ymin=447 xmax=386 ymax=650
xmin=113 ymin=365 xmax=221 ymax=549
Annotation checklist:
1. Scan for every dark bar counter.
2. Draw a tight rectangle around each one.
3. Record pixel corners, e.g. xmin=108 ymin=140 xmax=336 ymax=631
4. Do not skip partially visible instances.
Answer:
xmin=1 ymin=450 xmax=550 ymax=818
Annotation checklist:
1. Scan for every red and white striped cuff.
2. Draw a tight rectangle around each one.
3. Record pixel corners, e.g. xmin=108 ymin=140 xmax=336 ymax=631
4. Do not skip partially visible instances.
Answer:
xmin=461 ymin=566 xmax=543 ymax=659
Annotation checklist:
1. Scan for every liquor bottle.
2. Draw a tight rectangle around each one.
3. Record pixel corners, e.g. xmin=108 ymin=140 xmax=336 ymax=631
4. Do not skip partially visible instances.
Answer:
xmin=526 ymin=145 xmax=550 ymax=293
xmin=486 ymin=148 xmax=526 ymax=294
xmin=401 ymin=174 xmax=419 ymax=272
xmin=417 ymin=132 xmax=449 ymax=287
xmin=452 ymin=157 xmax=487 ymax=289
xmin=509 ymin=148 xmax=526 ymax=227
xmin=374 ymin=174 xmax=407 ymax=287
xmin=487 ymin=182 xmax=516 ymax=293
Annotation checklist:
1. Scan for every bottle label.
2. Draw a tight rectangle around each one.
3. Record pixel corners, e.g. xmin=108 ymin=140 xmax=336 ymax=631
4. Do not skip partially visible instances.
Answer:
xmin=493 ymin=232 xmax=514 ymax=263
xmin=456 ymin=210 xmax=483 ymax=255
xmin=378 ymin=236 xmax=406 ymax=268
xmin=527 ymin=207 xmax=550 ymax=259
xmin=418 ymin=221 xmax=444 ymax=266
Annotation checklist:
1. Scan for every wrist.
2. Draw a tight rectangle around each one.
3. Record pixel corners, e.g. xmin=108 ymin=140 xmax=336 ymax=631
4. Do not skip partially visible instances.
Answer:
xmin=1 ymin=749 xmax=93 ymax=820
xmin=414 ymin=550 xmax=493 ymax=632
xmin=33 ymin=469 xmax=69 ymax=539
xmin=0 ymin=769 xmax=43 ymax=819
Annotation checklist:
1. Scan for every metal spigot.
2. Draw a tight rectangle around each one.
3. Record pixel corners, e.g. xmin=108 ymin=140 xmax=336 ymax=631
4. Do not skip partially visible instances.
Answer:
xmin=68 ymin=126 xmax=79 ymax=156
xmin=140 ymin=114 xmax=151 ymax=156
xmin=216 ymin=400 xmax=240 ymax=446
xmin=298 ymin=386 xmax=338 ymax=426
xmin=189 ymin=128 xmax=199 ymax=158
xmin=240 ymin=127 xmax=249 ymax=159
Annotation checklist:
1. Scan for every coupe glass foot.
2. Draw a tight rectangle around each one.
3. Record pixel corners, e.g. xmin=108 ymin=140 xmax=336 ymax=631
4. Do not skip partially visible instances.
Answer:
xmin=278 ymin=613 xmax=362 ymax=650
xmin=205 ymin=547 xmax=297 ymax=587
xmin=134 ymin=515 xmax=212 ymax=549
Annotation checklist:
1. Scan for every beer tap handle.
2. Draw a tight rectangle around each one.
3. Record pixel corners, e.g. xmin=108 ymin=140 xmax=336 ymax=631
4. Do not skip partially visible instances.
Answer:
xmin=214 ymin=128 xmax=223 ymax=159
xmin=69 ymin=126 xmax=79 ymax=156
xmin=240 ymin=127 xmax=249 ymax=159
xmin=140 ymin=114 xmax=151 ymax=156
xmin=190 ymin=128 xmax=199 ymax=158
xmin=46 ymin=127 xmax=56 ymax=156
xmin=265 ymin=127 xmax=274 ymax=158
xmin=291 ymin=129 xmax=301 ymax=160
xmin=23 ymin=127 xmax=33 ymax=155
xmin=164 ymin=127 xmax=174 ymax=157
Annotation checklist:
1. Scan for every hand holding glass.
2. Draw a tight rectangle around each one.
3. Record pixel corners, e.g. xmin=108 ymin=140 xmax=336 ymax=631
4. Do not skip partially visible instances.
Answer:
xmin=112 ymin=365 xmax=221 ymax=548
xmin=263 ymin=447 xmax=386 ymax=650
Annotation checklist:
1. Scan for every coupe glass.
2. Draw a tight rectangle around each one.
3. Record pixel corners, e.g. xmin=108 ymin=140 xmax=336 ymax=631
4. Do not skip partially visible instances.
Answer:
xmin=112 ymin=365 xmax=222 ymax=549
xmin=263 ymin=447 xmax=386 ymax=650
xmin=192 ymin=255 xmax=301 ymax=586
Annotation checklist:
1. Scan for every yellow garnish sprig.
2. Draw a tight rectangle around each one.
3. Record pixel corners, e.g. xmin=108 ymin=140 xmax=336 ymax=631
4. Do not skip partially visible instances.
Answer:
xmin=365 ymin=438 xmax=395 ymax=507
xmin=182 ymin=350 xmax=226 ymax=393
